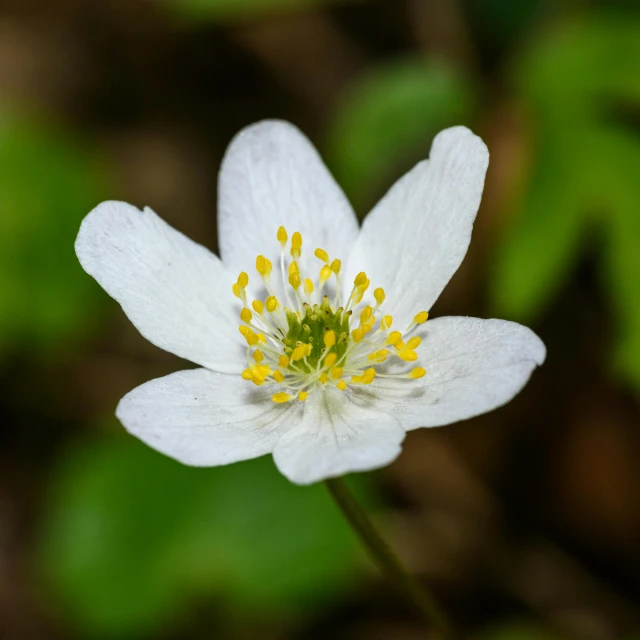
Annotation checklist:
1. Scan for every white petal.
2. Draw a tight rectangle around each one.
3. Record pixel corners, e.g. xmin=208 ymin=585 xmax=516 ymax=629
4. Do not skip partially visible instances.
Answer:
xmin=351 ymin=317 xmax=545 ymax=430
xmin=272 ymin=387 xmax=405 ymax=485
xmin=218 ymin=120 xmax=360 ymax=281
xmin=117 ymin=368 xmax=300 ymax=466
xmin=76 ymin=201 xmax=245 ymax=373
xmin=346 ymin=126 xmax=489 ymax=327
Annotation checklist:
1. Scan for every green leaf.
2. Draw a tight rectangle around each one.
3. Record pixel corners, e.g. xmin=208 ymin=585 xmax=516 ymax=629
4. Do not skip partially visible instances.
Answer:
xmin=0 ymin=112 xmax=106 ymax=358
xmin=38 ymin=434 xmax=365 ymax=637
xmin=327 ymin=60 xmax=476 ymax=211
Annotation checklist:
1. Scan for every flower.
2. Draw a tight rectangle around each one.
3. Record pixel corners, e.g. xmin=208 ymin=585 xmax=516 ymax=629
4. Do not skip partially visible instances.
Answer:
xmin=75 ymin=121 xmax=545 ymax=485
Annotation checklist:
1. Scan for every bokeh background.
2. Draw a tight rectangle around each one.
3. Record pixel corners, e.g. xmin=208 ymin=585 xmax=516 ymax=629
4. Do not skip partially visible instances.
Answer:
xmin=1 ymin=0 xmax=639 ymax=638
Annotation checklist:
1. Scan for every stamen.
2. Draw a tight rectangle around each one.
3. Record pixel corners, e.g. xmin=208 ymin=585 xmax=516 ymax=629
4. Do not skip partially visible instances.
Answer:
xmin=272 ymin=392 xmax=292 ymax=403
xmin=314 ymin=248 xmax=329 ymax=263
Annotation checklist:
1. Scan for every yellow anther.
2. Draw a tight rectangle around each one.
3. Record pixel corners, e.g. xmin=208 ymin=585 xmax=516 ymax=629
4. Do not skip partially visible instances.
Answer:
xmin=273 ymin=370 xmax=285 ymax=383
xmin=252 ymin=299 xmax=264 ymax=314
xmin=336 ymin=380 xmax=348 ymax=391
xmin=414 ymin=311 xmax=429 ymax=324
xmin=330 ymin=258 xmax=341 ymax=274
xmin=398 ymin=349 xmax=418 ymax=362
xmin=352 ymin=327 xmax=365 ymax=342
xmin=253 ymin=350 xmax=264 ymax=363
xmin=241 ymin=368 xmax=254 ymax=381
xmin=237 ymin=272 xmax=249 ymax=288
xmin=319 ymin=265 xmax=332 ymax=283
xmin=381 ymin=315 xmax=393 ymax=329
xmin=288 ymin=261 xmax=299 ymax=276
xmin=363 ymin=368 xmax=376 ymax=383
xmin=239 ymin=326 xmax=259 ymax=346
xmin=304 ymin=278 xmax=314 ymax=295
xmin=374 ymin=288 xmax=385 ymax=305
xmin=409 ymin=367 xmax=426 ymax=379
xmin=314 ymin=248 xmax=329 ymax=263
xmin=319 ymin=373 xmax=330 ymax=384
xmin=240 ymin=308 xmax=252 ymax=323
xmin=291 ymin=231 xmax=302 ymax=258
xmin=277 ymin=226 xmax=288 ymax=245
xmin=232 ymin=283 xmax=241 ymax=298
xmin=324 ymin=330 xmax=336 ymax=348
xmin=266 ymin=296 xmax=279 ymax=312
xmin=330 ymin=367 xmax=343 ymax=380
xmin=386 ymin=331 xmax=403 ymax=346
xmin=354 ymin=271 xmax=368 ymax=287
xmin=272 ymin=392 xmax=292 ymax=403
xmin=360 ymin=305 xmax=373 ymax=324
xmin=323 ymin=353 xmax=337 ymax=368
xmin=278 ymin=355 xmax=290 ymax=368
xmin=257 ymin=333 xmax=267 ymax=344
xmin=368 ymin=349 xmax=389 ymax=362
xmin=298 ymin=391 xmax=309 ymax=401
xmin=289 ymin=273 xmax=301 ymax=289
xmin=406 ymin=336 xmax=422 ymax=350
xmin=256 ymin=255 xmax=272 ymax=277
xmin=291 ymin=344 xmax=307 ymax=361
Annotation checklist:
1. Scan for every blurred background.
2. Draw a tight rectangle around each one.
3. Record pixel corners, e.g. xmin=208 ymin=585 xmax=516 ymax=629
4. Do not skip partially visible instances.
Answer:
xmin=1 ymin=0 xmax=639 ymax=638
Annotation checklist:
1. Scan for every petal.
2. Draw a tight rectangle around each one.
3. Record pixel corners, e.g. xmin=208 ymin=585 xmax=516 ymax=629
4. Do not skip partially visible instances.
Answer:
xmin=346 ymin=126 xmax=489 ymax=327
xmin=76 ymin=201 xmax=245 ymax=373
xmin=117 ymin=368 xmax=301 ymax=466
xmin=218 ymin=120 xmax=360 ymax=280
xmin=351 ymin=317 xmax=545 ymax=430
xmin=272 ymin=387 xmax=405 ymax=485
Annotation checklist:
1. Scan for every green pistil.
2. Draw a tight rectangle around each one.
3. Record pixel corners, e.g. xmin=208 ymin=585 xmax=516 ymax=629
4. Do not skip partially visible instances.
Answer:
xmin=283 ymin=296 xmax=351 ymax=373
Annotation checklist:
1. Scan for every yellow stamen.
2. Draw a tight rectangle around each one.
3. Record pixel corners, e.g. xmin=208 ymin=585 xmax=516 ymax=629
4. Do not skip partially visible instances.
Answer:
xmin=291 ymin=231 xmax=302 ymax=258
xmin=330 ymin=258 xmax=341 ymax=274
xmin=253 ymin=350 xmax=264 ymax=363
xmin=266 ymin=296 xmax=279 ymax=312
xmin=319 ymin=265 xmax=332 ymax=284
xmin=291 ymin=344 xmax=307 ymax=361
xmin=324 ymin=330 xmax=336 ymax=348
xmin=272 ymin=392 xmax=292 ymax=403
xmin=324 ymin=353 xmax=337 ymax=368
xmin=386 ymin=331 xmax=403 ymax=346
xmin=277 ymin=226 xmax=288 ymax=245
xmin=337 ymin=380 xmax=347 ymax=391
xmin=240 ymin=308 xmax=252 ymax=323
xmin=256 ymin=255 xmax=272 ymax=277
xmin=368 ymin=349 xmax=388 ymax=362
xmin=398 ymin=349 xmax=418 ymax=362
xmin=314 ymin=248 xmax=329 ymax=263
xmin=289 ymin=273 xmax=301 ymax=289
xmin=381 ymin=315 xmax=393 ymax=329
xmin=414 ymin=311 xmax=429 ymax=324
xmin=360 ymin=305 xmax=372 ymax=324
xmin=252 ymin=299 xmax=264 ymax=314
xmin=232 ymin=283 xmax=241 ymax=298
xmin=409 ymin=367 xmax=426 ymax=379
xmin=352 ymin=327 xmax=365 ymax=342
xmin=299 ymin=391 xmax=309 ymax=401
xmin=319 ymin=373 xmax=329 ymax=384
xmin=278 ymin=355 xmax=290 ymax=368
xmin=273 ymin=370 xmax=285 ymax=383
xmin=330 ymin=367 xmax=342 ymax=380
xmin=406 ymin=336 xmax=421 ymax=350
xmin=304 ymin=278 xmax=314 ymax=295
xmin=237 ymin=272 xmax=249 ymax=288
xmin=354 ymin=271 xmax=367 ymax=287
xmin=374 ymin=288 xmax=385 ymax=305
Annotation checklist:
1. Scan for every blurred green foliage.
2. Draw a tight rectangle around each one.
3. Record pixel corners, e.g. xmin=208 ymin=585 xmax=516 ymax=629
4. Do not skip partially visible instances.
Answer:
xmin=0 ymin=112 xmax=105 ymax=358
xmin=327 ymin=60 xmax=476 ymax=212
xmin=39 ymin=434 xmax=365 ymax=636
xmin=162 ymin=0 xmax=360 ymax=22
xmin=487 ymin=15 xmax=640 ymax=390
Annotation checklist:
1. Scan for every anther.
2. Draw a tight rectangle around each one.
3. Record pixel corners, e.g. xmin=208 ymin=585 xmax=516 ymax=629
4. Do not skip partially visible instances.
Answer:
xmin=414 ymin=311 xmax=429 ymax=324
xmin=278 ymin=355 xmax=290 ymax=368
xmin=337 ymin=380 xmax=348 ymax=391
xmin=289 ymin=273 xmax=301 ymax=289
xmin=299 ymin=391 xmax=309 ymax=401
xmin=272 ymin=392 xmax=292 ymax=403
xmin=256 ymin=255 xmax=272 ymax=277
xmin=324 ymin=353 xmax=337 ymax=368
xmin=409 ymin=367 xmax=426 ymax=379
xmin=266 ymin=296 xmax=279 ymax=312
xmin=354 ymin=272 xmax=367 ymax=287
xmin=324 ymin=330 xmax=336 ymax=348
xmin=252 ymin=300 xmax=264 ymax=314
xmin=291 ymin=231 xmax=302 ymax=258
xmin=240 ymin=308 xmax=252 ymax=323
xmin=374 ymin=288 xmax=385 ymax=305
xmin=314 ymin=248 xmax=329 ymax=263
xmin=237 ymin=272 xmax=249 ymax=288
xmin=273 ymin=370 xmax=285 ymax=383
xmin=253 ymin=350 xmax=264 ymax=363
xmin=277 ymin=226 xmax=288 ymax=245
xmin=330 ymin=259 xmax=341 ymax=274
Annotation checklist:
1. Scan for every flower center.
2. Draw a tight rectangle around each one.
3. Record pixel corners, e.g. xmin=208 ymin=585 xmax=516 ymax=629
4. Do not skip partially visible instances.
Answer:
xmin=233 ymin=226 xmax=429 ymax=403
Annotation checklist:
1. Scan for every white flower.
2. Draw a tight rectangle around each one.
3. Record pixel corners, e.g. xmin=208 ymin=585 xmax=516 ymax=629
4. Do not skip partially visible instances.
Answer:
xmin=75 ymin=121 xmax=545 ymax=485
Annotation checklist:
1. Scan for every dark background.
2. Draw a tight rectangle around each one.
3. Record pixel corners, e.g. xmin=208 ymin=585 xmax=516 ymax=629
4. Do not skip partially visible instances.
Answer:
xmin=1 ymin=0 xmax=639 ymax=638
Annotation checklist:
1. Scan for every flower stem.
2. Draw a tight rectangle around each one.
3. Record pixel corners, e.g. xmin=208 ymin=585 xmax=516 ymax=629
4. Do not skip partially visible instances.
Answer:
xmin=325 ymin=477 xmax=455 ymax=638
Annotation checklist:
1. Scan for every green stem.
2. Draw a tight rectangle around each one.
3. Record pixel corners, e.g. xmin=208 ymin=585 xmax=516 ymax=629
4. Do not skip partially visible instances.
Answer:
xmin=325 ymin=477 xmax=455 ymax=638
